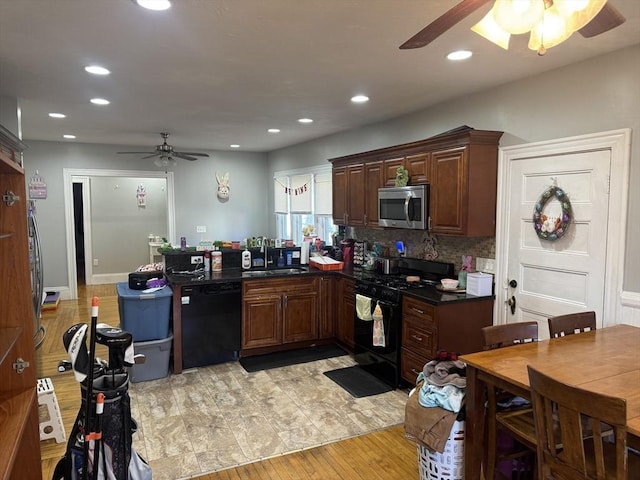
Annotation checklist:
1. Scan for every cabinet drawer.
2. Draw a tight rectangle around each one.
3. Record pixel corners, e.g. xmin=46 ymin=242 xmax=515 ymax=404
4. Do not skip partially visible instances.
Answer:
xmin=401 ymin=347 xmax=430 ymax=385
xmin=403 ymin=296 xmax=435 ymax=326
xmin=402 ymin=314 xmax=436 ymax=357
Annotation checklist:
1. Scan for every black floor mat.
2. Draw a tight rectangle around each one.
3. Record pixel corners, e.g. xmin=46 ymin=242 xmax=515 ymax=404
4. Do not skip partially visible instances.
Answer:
xmin=239 ymin=344 xmax=347 ymax=372
xmin=323 ymin=365 xmax=393 ymax=398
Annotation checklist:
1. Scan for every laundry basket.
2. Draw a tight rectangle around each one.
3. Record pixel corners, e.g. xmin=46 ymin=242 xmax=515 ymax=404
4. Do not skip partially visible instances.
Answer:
xmin=417 ymin=420 xmax=465 ymax=480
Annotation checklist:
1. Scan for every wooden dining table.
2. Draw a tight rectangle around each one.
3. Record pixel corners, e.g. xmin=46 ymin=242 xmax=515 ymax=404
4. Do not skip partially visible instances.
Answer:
xmin=460 ymin=323 xmax=640 ymax=479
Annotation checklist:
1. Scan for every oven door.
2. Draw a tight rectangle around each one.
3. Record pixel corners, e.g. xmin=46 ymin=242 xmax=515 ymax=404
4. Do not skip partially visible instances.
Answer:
xmin=353 ymin=299 xmax=400 ymax=363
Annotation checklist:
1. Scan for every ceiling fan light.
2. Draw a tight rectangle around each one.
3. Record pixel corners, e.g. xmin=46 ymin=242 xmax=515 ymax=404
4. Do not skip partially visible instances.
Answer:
xmin=528 ymin=5 xmax=574 ymax=53
xmin=492 ymin=0 xmax=545 ymax=35
xmin=154 ymin=156 xmax=176 ymax=168
xmin=471 ymin=11 xmax=511 ymax=50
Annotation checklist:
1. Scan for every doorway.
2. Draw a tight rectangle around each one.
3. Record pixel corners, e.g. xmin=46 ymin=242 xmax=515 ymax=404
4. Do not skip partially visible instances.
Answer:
xmin=64 ymin=168 xmax=176 ymax=300
xmin=495 ymin=129 xmax=630 ymax=334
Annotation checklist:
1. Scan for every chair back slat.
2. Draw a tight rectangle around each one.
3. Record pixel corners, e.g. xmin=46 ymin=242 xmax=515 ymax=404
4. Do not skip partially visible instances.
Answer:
xmin=527 ymin=365 xmax=630 ymax=480
xmin=482 ymin=321 xmax=539 ymax=350
xmin=548 ymin=311 xmax=596 ymax=338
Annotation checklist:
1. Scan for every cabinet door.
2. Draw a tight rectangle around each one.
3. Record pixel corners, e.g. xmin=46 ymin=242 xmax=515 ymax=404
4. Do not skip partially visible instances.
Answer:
xmin=242 ymin=294 xmax=282 ymax=349
xmin=383 ymin=158 xmax=405 ymax=187
xmin=406 ymin=153 xmax=430 ymax=185
xmin=346 ymin=164 xmax=366 ymax=226
xmin=336 ymin=278 xmax=355 ymax=349
xmin=283 ymin=291 xmax=319 ymax=343
xmin=332 ymin=166 xmax=348 ymax=225
xmin=364 ymin=161 xmax=383 ymax=226
xmin=318 ymin=276 xmax=335 ymax=339
xmin=430 ymin=146 xmax=468 ymax=235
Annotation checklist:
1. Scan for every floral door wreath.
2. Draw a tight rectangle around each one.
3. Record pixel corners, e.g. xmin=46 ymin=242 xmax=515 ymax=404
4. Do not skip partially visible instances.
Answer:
xmin=533 ymin=185 xmax=572 ymax=240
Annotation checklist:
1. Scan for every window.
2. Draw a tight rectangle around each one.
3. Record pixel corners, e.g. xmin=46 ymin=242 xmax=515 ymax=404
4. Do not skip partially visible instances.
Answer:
xmin=274 ymin=166 xmax=336 ymax=246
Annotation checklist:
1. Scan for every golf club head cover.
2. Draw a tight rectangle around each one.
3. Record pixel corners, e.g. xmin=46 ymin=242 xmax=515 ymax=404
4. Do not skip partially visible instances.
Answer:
xmin=95 ymin=323 xmax=135 ymax=368
xmin=62 ymin=323 xmax=90 ymax=383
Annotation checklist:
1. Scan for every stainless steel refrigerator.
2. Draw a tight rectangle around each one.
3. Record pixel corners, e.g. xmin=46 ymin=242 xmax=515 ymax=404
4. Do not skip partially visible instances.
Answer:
xmin=28 ymin=201 xmax=46 ymax=348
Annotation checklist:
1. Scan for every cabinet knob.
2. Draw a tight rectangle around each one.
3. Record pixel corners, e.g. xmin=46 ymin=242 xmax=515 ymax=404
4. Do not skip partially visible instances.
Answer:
xmin=412 ymin=307 xmax=424 ymax=314
xmin=412 ymin=334 xmax=423 ymax=341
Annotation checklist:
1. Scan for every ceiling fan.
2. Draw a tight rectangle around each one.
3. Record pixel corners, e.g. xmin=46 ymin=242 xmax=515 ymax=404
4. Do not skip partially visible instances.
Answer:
xmin=117 ymin=132 xmax=210 ymax=165
xmin=399 ymin=0 xmax=626 ymax=52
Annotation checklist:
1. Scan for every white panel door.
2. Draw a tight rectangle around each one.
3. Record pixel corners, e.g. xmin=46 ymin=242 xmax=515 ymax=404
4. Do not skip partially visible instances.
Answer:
xmin=505 ymin=150 xmax=610 ymax=336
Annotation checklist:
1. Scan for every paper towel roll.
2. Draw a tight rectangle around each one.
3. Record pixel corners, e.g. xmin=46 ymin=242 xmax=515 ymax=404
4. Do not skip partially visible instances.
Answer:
xmin=301 ymin=241 xmax=310 ymax=264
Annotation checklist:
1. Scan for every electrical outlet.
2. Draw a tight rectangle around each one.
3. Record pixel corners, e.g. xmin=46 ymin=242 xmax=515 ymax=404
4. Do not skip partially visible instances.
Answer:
xmin=93 ymin=258 xmax=99 ymax=266
xmin=191 ymin=255 xmax=203 ymax=265
xmin=476 ymin=257 xmax=495 ymax=274
xmin=196 ymin=225 xmax=206 ymax=233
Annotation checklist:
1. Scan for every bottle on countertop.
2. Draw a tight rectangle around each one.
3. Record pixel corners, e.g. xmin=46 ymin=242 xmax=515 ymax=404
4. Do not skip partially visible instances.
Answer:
xmin=180 ymin=236 xmax=186 ymax=251
xmin=277 ymin=251 xmax=285 ymax=268
xmin=212 ymin=251 xmax=222 ymax=272
xmin=242 ymin=248 xmax=251 ymax=269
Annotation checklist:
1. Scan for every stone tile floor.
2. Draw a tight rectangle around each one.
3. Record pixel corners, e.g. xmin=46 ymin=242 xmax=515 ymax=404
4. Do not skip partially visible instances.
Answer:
xmin=129 ymin=354 xmax=409 ymax=480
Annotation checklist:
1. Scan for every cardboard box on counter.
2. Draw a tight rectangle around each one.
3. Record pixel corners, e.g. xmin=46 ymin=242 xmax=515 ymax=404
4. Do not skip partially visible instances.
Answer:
xmin=309 ymin=256 xmax=344 ymax=271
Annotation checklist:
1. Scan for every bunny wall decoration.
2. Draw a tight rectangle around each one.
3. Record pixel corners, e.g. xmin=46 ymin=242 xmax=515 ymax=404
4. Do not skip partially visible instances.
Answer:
xmin=216 ymin=172 xmax=230 ymax=200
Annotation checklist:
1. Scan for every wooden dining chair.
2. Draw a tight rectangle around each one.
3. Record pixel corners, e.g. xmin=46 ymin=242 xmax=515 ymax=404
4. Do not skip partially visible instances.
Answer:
xmin=527 ymin=365 xmax=640 ymax=480
xmin=481 ymin=321 xmax=539 ymax=480
xmin=548 ymin=311 xmax=596 ymax=338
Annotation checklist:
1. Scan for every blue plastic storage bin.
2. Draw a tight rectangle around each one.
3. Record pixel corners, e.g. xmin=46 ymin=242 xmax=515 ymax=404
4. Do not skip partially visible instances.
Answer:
xmin=117 ymin=282 xmax=172 ymax=342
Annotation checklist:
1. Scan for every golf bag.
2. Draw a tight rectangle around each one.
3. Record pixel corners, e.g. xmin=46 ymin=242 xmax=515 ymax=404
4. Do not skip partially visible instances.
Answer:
xmin=53 ymin=316 xmax=152 ymax=480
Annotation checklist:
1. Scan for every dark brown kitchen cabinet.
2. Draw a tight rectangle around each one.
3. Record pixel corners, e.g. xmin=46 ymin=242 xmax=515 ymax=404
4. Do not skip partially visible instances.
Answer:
xmin=0 ymin=140 xmax=42 ymax=480
xmin=400 ymin=295 xmax=493 ymax=385
xmin=332 ymin=164 xmax=365 ymax=227
xmin=383 ymin=157 xmax=405 ymax=187
xmin=318 ymin=275 xmax=336 ymax=339
xmin=406 ymin=152 xmax=430 ymax=185
xmin=241 ymin=277 xmax=319 ymax=355
xmin=364 ymin=161 xmax=384 ymax=226
xmin=336 ymin=277 xmax=355 ymax=350
xmin=329 ymin=126 xmax=502 ymax=235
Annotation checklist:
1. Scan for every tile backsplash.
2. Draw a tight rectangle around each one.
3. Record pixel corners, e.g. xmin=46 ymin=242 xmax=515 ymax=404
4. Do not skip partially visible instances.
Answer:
xmin=351 ymin=227 xmax=495 ymax=273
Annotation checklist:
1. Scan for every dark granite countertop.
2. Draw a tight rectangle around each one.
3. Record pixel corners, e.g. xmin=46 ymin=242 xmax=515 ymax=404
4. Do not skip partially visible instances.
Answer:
xmin=166 ymin=265 xmax=493 ymax=305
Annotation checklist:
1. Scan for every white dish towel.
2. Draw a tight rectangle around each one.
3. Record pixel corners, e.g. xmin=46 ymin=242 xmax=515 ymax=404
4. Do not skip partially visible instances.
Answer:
xmin=356 ymin=294 xmax=373 ymax=321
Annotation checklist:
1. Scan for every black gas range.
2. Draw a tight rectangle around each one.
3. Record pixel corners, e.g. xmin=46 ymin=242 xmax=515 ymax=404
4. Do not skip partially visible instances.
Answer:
xmin=352 ymin=259 xmax=454 ymax=388
xmin=354 ymin=258 xmax=455 ymax=299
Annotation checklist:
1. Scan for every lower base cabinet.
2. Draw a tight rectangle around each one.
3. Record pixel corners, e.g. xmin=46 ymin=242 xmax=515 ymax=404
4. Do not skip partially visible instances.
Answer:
xmin=241 ymin=277 xmax=319 ymax=354
xmin=336 ymin=277 xmax=355 ymax=350
xmin=401 ymin=295 xmax=494 ymax=384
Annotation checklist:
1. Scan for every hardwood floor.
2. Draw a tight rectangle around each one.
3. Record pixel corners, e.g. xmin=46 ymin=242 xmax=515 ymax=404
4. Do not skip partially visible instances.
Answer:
xmin=38 ymin=283 xmax=418 ymax=480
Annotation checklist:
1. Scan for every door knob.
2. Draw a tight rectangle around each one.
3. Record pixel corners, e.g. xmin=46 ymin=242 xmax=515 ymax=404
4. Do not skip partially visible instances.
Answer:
xmin=507 ymin=296 xmax=516 ymax=315
xmin=509 ymin=279 xmax=518 ymax=288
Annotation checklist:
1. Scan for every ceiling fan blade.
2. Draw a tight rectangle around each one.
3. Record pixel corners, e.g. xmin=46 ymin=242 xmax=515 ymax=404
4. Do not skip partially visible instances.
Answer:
xmin=141 ymin=152 xmax=161 ymax=159
xmin=579 ymin=2 xmax=626 ymax=38
xmin=117 ymin=151 xmax=155 ymax=154
xmin=176 ymin=152 xmax=210 ymax=157
xmin=174 ymin=153 xmax=199 ymax=161
xmin=399 ymin=0 xmax=492 ymax=49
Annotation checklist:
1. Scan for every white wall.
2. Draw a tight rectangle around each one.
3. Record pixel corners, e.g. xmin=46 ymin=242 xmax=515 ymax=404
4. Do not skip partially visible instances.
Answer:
xmin=22 ymin=141 xmax=269 ymax=289
xmin=267 ymin=45 xmax=640 ymax=293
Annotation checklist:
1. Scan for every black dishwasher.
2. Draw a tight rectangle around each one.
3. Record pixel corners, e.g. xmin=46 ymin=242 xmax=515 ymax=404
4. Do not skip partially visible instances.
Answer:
xmin=180 ymin=282 xmax=242 ymax=369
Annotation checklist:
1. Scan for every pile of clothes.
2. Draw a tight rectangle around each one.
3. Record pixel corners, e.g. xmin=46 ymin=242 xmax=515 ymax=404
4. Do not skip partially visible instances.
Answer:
xmin=404 ymin=351 xmax=466 ymax=453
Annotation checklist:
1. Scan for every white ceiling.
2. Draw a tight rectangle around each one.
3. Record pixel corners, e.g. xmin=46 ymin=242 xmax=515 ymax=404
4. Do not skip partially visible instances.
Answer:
xmin=1 ymin=0 xmax=639 ymax=153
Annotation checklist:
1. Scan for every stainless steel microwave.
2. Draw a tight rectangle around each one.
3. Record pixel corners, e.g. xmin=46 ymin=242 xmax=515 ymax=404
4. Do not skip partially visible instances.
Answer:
xmin=378 ymin=184 xmax=429 ymax=230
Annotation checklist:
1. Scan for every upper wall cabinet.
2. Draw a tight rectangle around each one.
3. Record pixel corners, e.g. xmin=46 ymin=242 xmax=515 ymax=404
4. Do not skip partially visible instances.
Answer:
xmin=329 ymin=126 xmax=503 ymax=236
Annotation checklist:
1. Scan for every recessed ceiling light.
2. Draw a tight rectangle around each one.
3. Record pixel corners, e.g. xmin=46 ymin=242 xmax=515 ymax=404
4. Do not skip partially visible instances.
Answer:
xmin=298 ymin=118 xmax=313 ymax=124
xmin=351 ymin=95 xmax=369 ymax=103
xmin=48 ymin=113 xmax=66 ymax=118
xmin=63 ymin=134 xmax=76 ymax=139
xmin=230 ymin=144 xmax=240 ymax=148
xmin=447 ymin=50 xmax=473 ymax=61
xmin=84 ymin=65 xmax=111 ymax=75
xmin=135 ymin=0 xmax=171 ymax=11
xmin=90 ymin=98 xmax=110 ymax=105
xmin=267 ymin=128 xmax=281 ymax=133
